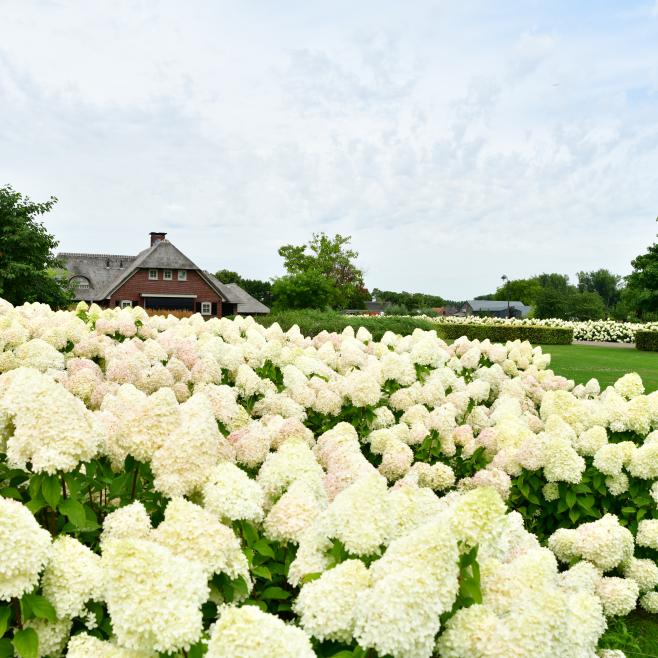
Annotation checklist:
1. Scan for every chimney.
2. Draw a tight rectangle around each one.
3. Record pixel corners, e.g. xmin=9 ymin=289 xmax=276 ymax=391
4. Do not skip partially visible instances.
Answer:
xmin=150 ymin=231 xmax=167 ymax=246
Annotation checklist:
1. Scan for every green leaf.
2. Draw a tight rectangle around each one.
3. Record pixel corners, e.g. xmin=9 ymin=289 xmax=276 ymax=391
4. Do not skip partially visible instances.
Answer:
xmin=261 ymin=586 xmax=290 ymax=600
xmin=41 ymin=475 xmax=61 ymax=509
xmin=22 ymin=594 xmax=56 ymax=623
xmin=0 ymin=606 xmax=10 ymax=638
xmin=12 ymin=628 xmax=39 ymax=658
xmin=188 ymin=642 xmax=207 ymax=658
xmin=565 ymin=490 xmax=577 ymax=509
xmin=58 ymin=498 xmax=86 ymax=528
xmin=328 ymin=652 xmax=355 ymax=658
xmin=253 ymin=539 xmax=275 ymax=559
xmin=300 ymin=572 xmax=322 ymax=585
xmin=568 ymin=507 xmax=581 ymax=524
xmin=251 ymin=565 xmax=272 ymax=580
xmin=24 ymin=498 xmax=47 ymax=515
xmin=243 ymin=599 xmax=268 ymax=612
xmin=0 ymin=487 xmax=22 ymax=501
xmin=28 ymin=475 xmax=42 ymax=501
xmin=0 ymin=639 xmax=12 ymax=658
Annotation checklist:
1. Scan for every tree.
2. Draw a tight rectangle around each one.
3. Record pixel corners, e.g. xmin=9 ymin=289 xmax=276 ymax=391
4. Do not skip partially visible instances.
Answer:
xmin=625 ymin=224 xmax=658 ymax=318
xmin=271 ymin=271 xmax=333 ymax=310
xmin=493 ymin=278 xmax=543 ymax=306
xmin=278 ymin=233 xmax=369 ymax=309
xmin=567 ymin=291 xmax=606 ymax=320
xmin=534 ymin=288 xmax=568 ymax=319
xmin=214 ymin=269 xmax=273 ymax=307
xmin=0 ymin=185 xmax=72 ymax=308
xmin=576 ymin=269 xmax=621 ymax=309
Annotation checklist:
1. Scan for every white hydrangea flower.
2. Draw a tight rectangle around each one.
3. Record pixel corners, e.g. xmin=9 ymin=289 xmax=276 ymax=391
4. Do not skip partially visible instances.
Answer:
xmin=0 ymin=497 xmax=52 ymax=600
xmin=24 ymin=617 xmax=72 ymax=657
xmin=151 ymin=393 xmax=223 ymax=497
xmin=0 ymin=367 xmax=101 ymax=473
xmin=202 ymin=462 xmax=265 ymax=523
xmin=206 ymin=605 xmax=315 ymax=657
xmin=101 ymin=501 xmax=153 ymax=547
xmin=295 ymin=559 xmax=370 ymax=643
xmin=640 ymin=590 xmax=658 ymax=613
xmin=41 ymin=535 xmax=103 ymax=618
xmin=596 ymin=576 xmax=639 ymax=616
xmin=614 ymin=372 xmax=644 ymax=399
xmin=66 ymin=633 xmax=157 ymax=658
xmin=152 ymin=497 xmax=250 ymax=582
xmin=353 ymin=512 xmax=460 ymax=658
xmin=101 ymin=538 xmax=209 ymax=654
xmin=622 ymin=557 xmax=658 ymax=593
xmin=636 ymin=519 xmax=658 ymax=550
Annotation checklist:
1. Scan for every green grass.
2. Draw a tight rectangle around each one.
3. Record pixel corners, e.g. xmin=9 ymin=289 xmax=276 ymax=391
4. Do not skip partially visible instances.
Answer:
xmin=599 ymin=611 xmax=658 ymax=657
xmin=541 ymin=344 xmax=658 ymax=393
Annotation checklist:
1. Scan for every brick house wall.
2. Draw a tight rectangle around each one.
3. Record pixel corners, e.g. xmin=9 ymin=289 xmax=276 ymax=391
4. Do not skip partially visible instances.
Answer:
xmin=109 ymin=269 xmax=223 ymax=317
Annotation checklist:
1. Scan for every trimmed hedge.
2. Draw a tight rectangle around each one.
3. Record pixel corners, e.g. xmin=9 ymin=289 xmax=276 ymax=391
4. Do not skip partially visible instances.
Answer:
xmin=253 ymin=310 xmax=436 ymax=340
xmin=635 ymin=330 xmax=658 ymax=351
xmin=434 ymin=322 xmax=573 ymax=345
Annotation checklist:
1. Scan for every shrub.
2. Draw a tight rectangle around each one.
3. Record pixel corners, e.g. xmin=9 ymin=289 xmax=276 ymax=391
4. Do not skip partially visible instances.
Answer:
xmin=254 ymin=310 xmax=437 ymax=340
xmin=636 ymin=331 xmax=658 ymax=352
xmin=433 ymin=322 xmax=573 ymax=345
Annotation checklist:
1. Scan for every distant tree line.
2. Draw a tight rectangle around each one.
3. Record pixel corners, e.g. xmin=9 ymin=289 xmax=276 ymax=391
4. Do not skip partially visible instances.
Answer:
xmin=4 ymin=181 xmax=658 ymax=322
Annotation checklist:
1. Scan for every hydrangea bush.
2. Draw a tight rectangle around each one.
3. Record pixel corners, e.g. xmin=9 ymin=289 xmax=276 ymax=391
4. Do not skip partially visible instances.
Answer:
xmin=427 ymin=316 xmax=658 ymax=344
xmin=0 ymin=298 xmax=657 ymax=658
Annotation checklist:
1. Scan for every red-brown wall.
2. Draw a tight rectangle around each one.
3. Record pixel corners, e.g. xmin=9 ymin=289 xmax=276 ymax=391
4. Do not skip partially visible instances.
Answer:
xmin=108 ymin=269 xmax=223 ymax=317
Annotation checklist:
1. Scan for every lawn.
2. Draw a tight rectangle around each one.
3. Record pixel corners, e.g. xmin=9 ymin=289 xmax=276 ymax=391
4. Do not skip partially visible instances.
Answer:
xmin=541 ymin=344 xmax=658 ymax=393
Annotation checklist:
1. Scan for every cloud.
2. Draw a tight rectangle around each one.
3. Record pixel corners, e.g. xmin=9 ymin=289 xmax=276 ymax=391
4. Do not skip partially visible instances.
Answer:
xmin=0 ymin=0 xmax=657 ymax=298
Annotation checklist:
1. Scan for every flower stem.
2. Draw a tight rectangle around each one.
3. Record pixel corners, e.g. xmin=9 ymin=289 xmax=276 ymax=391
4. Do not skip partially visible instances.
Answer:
xmin=11 ymin=597 xmax=22 ymax=629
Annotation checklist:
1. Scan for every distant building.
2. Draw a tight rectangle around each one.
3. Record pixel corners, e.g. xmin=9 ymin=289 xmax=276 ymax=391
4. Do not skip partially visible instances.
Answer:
xmin=463 ymin=299 xmax=531 ymax=318
xmin=59 ymin=232 xmax=269 ymax=317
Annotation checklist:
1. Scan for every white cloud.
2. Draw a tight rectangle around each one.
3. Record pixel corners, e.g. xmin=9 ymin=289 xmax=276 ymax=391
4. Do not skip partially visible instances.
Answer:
xmin=0 ymin=0 xmax=657 ymax=298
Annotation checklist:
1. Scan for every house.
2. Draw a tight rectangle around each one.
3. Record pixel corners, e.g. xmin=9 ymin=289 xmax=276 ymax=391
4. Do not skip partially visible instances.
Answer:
xmin=59 ymin=232 xmax=270 ymax=317
xmin=463 ymin=299 xmax=531 ymax=319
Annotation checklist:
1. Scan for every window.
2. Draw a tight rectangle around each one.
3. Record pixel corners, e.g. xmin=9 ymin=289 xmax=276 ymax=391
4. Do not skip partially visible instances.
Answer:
xmin=70 ymin=276 xmax=90 ymax=289
xmin=200 ymin=302 xmax=212 ymax=315
xmin=163 ymin=269 xmax=172 ymax=280
xmin=148 ymin=269 xmax=158 ymax=280
xmin=120 ymin=300 xmax=133 ymax=308
xmin=178 ymin=270 xmax=187 ymax=281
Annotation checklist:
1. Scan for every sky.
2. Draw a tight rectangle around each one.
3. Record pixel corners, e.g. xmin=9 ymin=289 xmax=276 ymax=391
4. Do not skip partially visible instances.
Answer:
xmin=1 ymin=0 xmax=658 ymax=300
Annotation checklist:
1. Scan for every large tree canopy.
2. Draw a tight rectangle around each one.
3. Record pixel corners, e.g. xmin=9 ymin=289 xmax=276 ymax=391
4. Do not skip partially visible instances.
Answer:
xmin=576 ymin=269 xmax=622 ymax=309
xmin=277 ymin=233 xmax=368 ymax=309
xmin=625 ymin=223 xmax=658 ymax=317
xmin=0 ymin=185 xmax=72 ymax=308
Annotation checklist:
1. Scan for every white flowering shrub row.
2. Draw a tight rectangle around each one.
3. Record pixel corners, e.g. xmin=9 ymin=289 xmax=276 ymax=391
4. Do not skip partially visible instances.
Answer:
xmin=0 ymin=298 xmax=657 ymax=658
xmin=426 ymin=316 xmax=658 ymax=343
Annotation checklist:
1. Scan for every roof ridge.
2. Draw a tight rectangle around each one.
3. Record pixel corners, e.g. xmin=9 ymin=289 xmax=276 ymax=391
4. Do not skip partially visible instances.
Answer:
xmin=59 ymin=252 xmax=137 ymax=259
